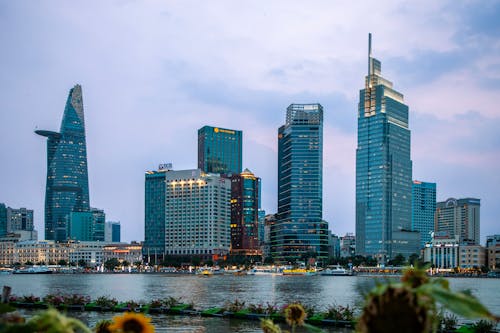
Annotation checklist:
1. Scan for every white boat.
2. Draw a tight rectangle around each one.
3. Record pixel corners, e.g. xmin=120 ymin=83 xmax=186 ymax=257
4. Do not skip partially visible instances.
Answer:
xmin=320 ymin=265 xmax=351 ymax=276
xmin=247 ymin=266 xmax=280 ymax=276
xmin=13 ymin=266 xmax=53 ymax=274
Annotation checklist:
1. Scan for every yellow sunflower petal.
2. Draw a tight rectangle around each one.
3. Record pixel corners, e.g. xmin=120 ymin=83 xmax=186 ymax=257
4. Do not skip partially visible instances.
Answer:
xmin=109 ymin=312 xmax=155 ymax=333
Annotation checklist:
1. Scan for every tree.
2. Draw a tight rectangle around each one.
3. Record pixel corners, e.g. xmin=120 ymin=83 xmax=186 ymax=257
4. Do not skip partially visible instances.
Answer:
xmin=25 ymin=261 xmax=34 ymax=266
xmin=408 ymin=253 xmax=420 ymax=266
xmin=78 ymin=259 xmax=87 ymax=268
xmin=388 ymin=253 xmax=406 ymax=266
xmin=57 ymin=259 xmax=67 ymax=266
xmin=104 ymin=258 xmax=120 ymax=271
xmin=122 ymin=260 xmax=130 ymax=267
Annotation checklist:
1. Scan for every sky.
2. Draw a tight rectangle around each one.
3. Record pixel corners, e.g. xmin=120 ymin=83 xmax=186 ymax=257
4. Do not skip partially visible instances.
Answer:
xmin=1 ymin=1 xmax=499 ymax=244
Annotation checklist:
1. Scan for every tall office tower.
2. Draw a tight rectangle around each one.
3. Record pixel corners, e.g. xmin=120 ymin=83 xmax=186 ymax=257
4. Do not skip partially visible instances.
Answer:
xmin=105 ymin=221 xmax=121 ymax=242
xmin=36 ymin=85 xmax=90 ymax=241
xmin=198 ymin=126 xmax=242 ymax=175
xmin=144 ymin=167 xmax=231 ymax=262
xmin=0 ymin=204 xmax=6 ymax=237
xmin=436 ymin=198 xmax=480 ymax=245
xmin=412 ymin=181 xmax=436 ymax=248
xmin=6 ymin=207 xmax=34 ymax=233
xmin=230 ymin=169 xmax=260 ymax=255
xmin=355 ymin=34 xmax=414 ymax=261
xmin=273 ymin=103 xmax=328 ymax=262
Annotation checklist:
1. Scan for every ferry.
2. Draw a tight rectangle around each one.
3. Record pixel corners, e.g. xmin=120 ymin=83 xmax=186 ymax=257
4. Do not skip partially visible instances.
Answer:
xmin=320 ymin=265 xmax=351 ymax=276
xmin=13 ymin=266 xmax=53 ymax=274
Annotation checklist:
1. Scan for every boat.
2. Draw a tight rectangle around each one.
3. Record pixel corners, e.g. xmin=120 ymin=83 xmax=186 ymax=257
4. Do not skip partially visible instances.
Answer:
xmin=247 ymin=266 xmax=280 ymax=276
xmin=13 ymin=266 xmax=53 ymax=274
xmin=282 ymin=268 xmax=317 ymax=276
xmin=320 ymin=265 xmax=351 ymax=276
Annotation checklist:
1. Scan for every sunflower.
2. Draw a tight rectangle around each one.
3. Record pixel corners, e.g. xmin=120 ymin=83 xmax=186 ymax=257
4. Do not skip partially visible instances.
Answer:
xmin=284 ymin=303 xmax=306 ymax=327
xmin=108 ymin=312 xmax=155 ymax=333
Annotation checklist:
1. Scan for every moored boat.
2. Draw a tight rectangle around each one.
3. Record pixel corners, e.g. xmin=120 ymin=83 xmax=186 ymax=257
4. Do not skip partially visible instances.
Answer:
xmin=13 ymin=266 xmax=53 ymax=274
xmin=320 ymin=265 xmax=351 ymax=276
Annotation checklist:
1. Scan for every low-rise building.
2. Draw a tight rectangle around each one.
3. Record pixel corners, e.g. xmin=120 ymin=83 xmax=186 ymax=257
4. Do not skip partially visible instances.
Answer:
xmin=103 ymin=242 xmax=142 ymax=264
xmin=459 ymin=244 xmax=485 ymax=269
xmin=486 ymin=235 xmax=500 ymax=270
xmin=423 ymin=235 xmax=459 ymax=269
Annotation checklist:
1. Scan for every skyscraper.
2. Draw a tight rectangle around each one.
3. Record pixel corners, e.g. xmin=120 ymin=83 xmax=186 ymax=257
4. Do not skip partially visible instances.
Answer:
xmin=435 ymin=198 xmax=480 ymax=245
xmin=36 ymin=85 xmax=90 ymax=241
xmin=230 ymin=169 xmax=260 ymax=255
xmin=412 ymin=181 xmax=436 ymax=248
xmin=198 ymin=126 xmax=242 ymax=175
xmin=273 ymin=103 xmax=328 ymax=262
xmin=355 ymin=34 xmax=414 ymax=261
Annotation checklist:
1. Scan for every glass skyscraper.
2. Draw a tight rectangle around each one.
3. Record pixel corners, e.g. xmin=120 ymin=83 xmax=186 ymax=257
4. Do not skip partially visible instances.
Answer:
xmin=198 ymin=126 xmax=242 ymax=175
xmin=230 ymin=169 xmax=260 ymax=255
xmin=412 ymin=181 xmax=436 ymax=248
xmin=355 ymin=34 xmax=413 ymax=261
xmin=273 ymin=103 xmax=328 ymax=262
xmin=36 ymin=85 xmax=90 ymax=242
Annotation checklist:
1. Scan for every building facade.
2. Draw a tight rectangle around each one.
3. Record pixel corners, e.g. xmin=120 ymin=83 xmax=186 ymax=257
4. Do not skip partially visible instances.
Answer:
xmin=355 ymin=34 xmax=413 ymax=261
xmin=0 ymin=204 xmax=6 ymax=237
xmin=69 ymin=208 xmax=105 ymax=242
xmin=230 ymin=169 xmax=261 ymax=255
xmin=144 ymin=168 xmax=231 ymax=262
xmin=105 ymin=221 xmax=121 ymax=242
xmin=273 ymin=103 xmax=328 ymax=262
xmin=103 ymin=242 xmax=142 ymax=266
xmin=36 ymin=85 xmax=90 ymax=241
xmin=340 ymin=233 xmax=356 ymax=258
xmin=459 ymin=244 xmax=486 ymax=269
xmin=486 ymin=235 xmax=500 ymax=270
xmin=435 ymin=198 xmax=480 ymax=245
xmin=198 ymin=126 xmax=242 ymax=175
xmin=423 ymin=236 xmax=459 ymax=269
xmin=6 ymin=207 xmax=34 ymax=234
xmin=412 ymin=181 xmax=436 ymax=248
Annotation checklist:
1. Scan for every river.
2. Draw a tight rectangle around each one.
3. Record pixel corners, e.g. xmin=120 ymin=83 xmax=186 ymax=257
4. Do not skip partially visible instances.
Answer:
xmin=2 ymin=273 xmax=499 ymax=332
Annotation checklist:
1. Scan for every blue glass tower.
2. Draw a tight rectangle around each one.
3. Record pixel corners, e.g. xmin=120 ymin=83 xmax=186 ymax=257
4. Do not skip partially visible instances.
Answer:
xmin=273 ymin=103 xmax=328 ymax=262
xmin=412 ymin=181 xmax=436 ymax=248
xmin=355 ymin=34 xmax=413 ymax=261
xmin=36 ymin=85 xmax=90 ymax=241
xmin=198 ymin=126 xmax=242 ymax=175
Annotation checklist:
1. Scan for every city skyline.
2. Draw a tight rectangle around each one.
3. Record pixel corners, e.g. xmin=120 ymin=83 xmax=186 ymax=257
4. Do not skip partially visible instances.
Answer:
xmin=1 ymin=2 xmax=499 ymax=243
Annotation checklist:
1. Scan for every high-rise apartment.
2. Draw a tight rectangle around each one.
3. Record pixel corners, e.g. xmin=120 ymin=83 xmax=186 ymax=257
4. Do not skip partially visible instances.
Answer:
xmin=273 ymin=103 xmax=328 ymax=262
xmin=198 ymin=126 xmax=242 ymax=175
xmin=230 ymin=169 xmax=260 ymax=255
xmin=144 ymin=167 xmax=231 ymax=262
xmin=36 ymin=85 xmax=90 ymax=241
xmin=412 ymin=181 xmax=436 ymax=248
xmin=435 ymin=198 xmax=480 ymax=245
xmin=355 ymin=34 xmax=414 ymax=260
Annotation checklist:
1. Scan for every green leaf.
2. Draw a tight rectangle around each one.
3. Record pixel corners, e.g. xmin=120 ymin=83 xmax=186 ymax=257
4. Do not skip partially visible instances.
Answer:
xmin=419 ymin=284 xmax=495 ymax=320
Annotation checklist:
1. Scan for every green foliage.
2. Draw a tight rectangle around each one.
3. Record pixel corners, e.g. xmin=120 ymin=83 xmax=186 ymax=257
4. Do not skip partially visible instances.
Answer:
xmin=104 ymin=258 xmax=120 ymax=271
xmin=470 ymin=319 xmax=496 ymax=333
xmin=418 ymin=282 xmax=496 ymax=320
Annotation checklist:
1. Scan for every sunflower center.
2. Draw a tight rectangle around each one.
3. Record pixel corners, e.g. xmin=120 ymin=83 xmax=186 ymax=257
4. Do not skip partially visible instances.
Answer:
xmin=123 ymin=318 xmax=144 ymax=333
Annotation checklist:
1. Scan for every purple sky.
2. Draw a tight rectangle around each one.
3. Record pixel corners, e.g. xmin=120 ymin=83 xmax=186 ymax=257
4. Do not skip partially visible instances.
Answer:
xmin=1 ymin=2 xmax=499 ymax=244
